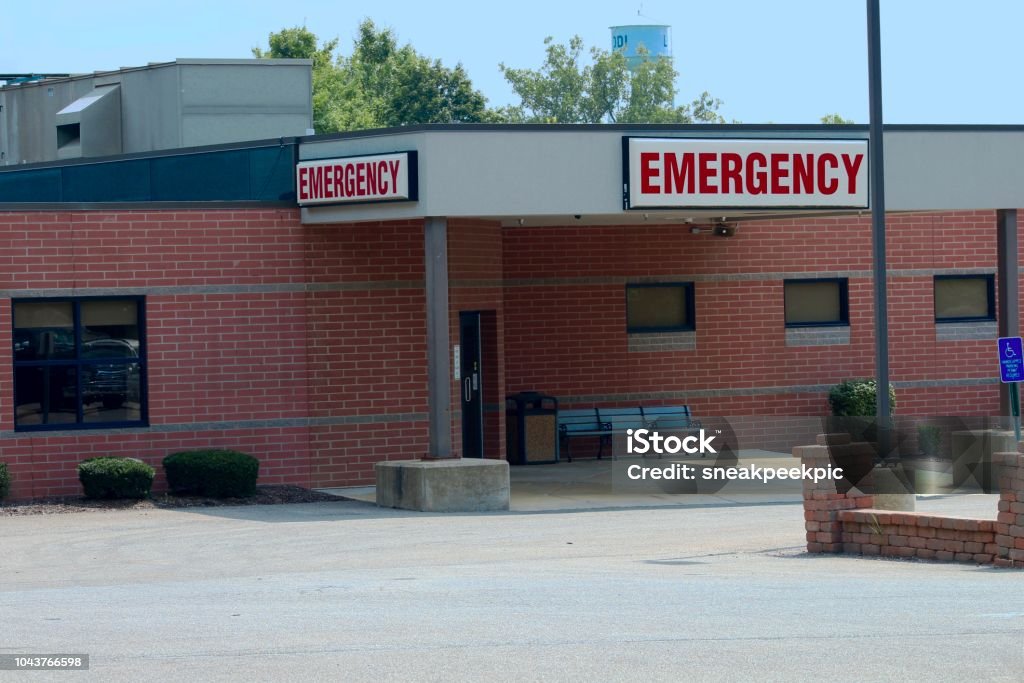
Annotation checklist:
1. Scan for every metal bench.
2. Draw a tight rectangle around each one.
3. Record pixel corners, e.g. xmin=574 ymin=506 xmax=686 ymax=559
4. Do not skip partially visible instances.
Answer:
xmin=641 ymin=405 xmax=698 ymax=432
xmin=556 ymin=408 xmax=610 ymax=462
xmin=638 ymin=406 xmax=701 ymax=459
xmin=557 ymin=405 xmax=700 ymax=461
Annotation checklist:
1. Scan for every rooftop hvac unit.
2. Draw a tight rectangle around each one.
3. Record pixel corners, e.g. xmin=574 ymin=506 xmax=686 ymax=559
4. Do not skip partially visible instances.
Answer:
xmin=55 ymin=84 xmax=121 ymax=160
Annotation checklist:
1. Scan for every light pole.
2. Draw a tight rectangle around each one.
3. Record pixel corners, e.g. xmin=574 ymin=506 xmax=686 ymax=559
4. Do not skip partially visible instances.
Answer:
xmin=867 ymin=0 xmax=891 ymax=454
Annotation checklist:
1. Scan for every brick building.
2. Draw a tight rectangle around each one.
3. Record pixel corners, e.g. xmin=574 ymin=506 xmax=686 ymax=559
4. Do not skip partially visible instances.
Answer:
xmin=0 ymin=125 xmax=1021 ymax=500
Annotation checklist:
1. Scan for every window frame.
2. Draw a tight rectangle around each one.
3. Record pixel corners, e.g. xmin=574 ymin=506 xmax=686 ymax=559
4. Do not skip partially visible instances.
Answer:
xmin=933 ymin=274 xmax=996 ymax=323
xmin=12 ymin=296 xmax=148 ymax=432
xmin=625 ymin=282 xmax=696 ymax=334
xmin=783 ymin=277 xmax=850 ymax=328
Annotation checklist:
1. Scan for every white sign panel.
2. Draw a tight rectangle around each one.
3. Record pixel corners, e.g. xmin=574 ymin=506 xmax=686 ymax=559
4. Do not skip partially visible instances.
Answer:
xmin=625 ymin=138 xmax=868 ymax=210
xmin=297 ymin=151 xmax=417 ymax=206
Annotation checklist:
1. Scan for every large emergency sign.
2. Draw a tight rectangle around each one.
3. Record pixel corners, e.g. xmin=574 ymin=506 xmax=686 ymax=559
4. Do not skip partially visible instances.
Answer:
xmin=624 ymin=138 xmax=868 ymax=210
xmin=297 ymin=151 xmax=417 ymax=206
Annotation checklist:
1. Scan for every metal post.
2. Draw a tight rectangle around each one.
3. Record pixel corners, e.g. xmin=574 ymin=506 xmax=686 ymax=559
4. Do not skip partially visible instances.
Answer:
xmin=424 ymin=216 xmax=453 ymax=458
xmin=867 ymin=0 xmax=891 ymax=457
xmin=997 ymin=209 xmax=1019 ymax=422
xmin=1012 ymin=384 xmax=1021 ymax=442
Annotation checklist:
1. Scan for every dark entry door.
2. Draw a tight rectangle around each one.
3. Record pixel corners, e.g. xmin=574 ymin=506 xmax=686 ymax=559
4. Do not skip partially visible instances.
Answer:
xmin=459 ymin=312 xmax=483 ymax=458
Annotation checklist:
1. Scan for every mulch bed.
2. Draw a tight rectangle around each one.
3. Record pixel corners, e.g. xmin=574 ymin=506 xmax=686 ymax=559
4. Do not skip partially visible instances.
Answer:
xmin=0 ymin=485 xmax=346 ymax=516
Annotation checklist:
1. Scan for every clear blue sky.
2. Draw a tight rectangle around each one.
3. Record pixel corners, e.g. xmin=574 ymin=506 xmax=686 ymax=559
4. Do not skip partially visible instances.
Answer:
xmin=2 ymin=0 xmax=1020 ymax=124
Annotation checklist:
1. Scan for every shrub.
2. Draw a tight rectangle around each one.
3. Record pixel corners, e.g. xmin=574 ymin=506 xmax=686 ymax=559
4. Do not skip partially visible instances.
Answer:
xmin=0 ymin=462 xmax=10 ymax=501
xmin=77 ymin=457 xmax=155 ymax=500
xmin=828 ymin=379 xmax=896 ymax=417
xmin=163 ymin=449 xmax=259 ymax=498
xmin=917 ymin=424 xmax=942 ymax=457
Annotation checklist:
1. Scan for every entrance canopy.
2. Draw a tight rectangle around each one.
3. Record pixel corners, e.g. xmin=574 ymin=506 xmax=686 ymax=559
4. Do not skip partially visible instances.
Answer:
xmin=297 ymin=124 xmax=1024 ymax=461
xmin=299 ymin=124 xmax=1024 ymax=226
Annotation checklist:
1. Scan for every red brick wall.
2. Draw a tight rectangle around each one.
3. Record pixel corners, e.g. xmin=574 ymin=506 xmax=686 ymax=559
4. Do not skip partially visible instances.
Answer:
xmin=3 ymin=429 xmax=312 ymax=500
xmin=0 ymin=210 xmax=431 ymax=499
xmin=448 ymin=219 xmax=506 ymax=459
xmin=836 ymin=509 xmax=998 ymax=564
xmin=303 ymin=220 xmax=428 ymax=486
xmin=0 ymin=207 xmax=1019 ymax=500
xmin=798 ymin=437 xmax=1024 ymax=568
xmin=146 ymin=293 xmax=310 ymax=424
xmin=502 ymin=212 xmax=1006 ymax=427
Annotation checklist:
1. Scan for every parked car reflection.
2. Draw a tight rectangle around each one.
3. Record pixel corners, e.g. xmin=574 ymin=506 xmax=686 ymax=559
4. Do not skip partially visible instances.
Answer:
xmin=82 ymin=338 xmax=141 ymax=409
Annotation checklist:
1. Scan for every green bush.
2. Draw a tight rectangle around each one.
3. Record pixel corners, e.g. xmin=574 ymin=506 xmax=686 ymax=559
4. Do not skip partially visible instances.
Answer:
xmin=917 ymin=424 xmax=942 ymax=456
xmin=828 ymin=379 xmax=896 ymax=417
xmin=0 ymin=462 xmax=10 ymax=501
xmin=163 ymin=449 xmax=259 ymax=498
xmin=77 ymin=457 xmax=155 ymax=500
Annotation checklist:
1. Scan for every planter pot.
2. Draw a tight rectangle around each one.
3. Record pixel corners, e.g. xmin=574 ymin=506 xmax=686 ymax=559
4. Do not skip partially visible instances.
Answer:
xmin=904 ymin=456 xmax=953 ymax=495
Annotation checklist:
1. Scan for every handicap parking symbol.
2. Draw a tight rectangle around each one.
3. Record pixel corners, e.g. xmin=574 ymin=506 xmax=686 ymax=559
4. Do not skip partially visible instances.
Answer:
xmin=998 ymin=336 xmax=1024 ymax=383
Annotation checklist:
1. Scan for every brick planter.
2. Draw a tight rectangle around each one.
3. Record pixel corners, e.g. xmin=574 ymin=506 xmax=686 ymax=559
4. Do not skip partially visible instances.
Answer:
xmin=797 ymin=434 xmax=1024 ymax=568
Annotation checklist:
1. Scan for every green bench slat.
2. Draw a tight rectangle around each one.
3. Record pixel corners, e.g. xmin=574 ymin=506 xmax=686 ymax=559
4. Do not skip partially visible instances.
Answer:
xmin=556 ymin=404 xmax=699 ymax=461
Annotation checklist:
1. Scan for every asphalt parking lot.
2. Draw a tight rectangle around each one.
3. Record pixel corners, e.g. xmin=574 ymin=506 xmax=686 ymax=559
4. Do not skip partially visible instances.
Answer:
xmin=2 ymin=494 xmax=1022 ymax=682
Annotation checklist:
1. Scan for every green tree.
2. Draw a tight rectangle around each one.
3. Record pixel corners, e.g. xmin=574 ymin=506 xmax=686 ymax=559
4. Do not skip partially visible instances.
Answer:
xmin=345 ymin=20 xmax=488 ymax=128
xmin=498 ymin=36 xmax=724 ymax=124
xmin=254 ymin=20 xmax=490 ymax=133
xmin=252 ymin=26 xmax=331 ymax=62
xmin=821 ymin=113 xmax=855 ymax=124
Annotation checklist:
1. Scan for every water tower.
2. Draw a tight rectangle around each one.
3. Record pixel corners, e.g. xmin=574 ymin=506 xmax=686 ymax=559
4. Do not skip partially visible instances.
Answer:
xmin=609 ymin=24 xmax=672 ymax=70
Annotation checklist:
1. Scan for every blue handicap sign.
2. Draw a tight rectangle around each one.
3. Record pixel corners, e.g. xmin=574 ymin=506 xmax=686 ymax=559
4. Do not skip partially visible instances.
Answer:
xmin=998 ymin=337 xmax=1024 ymax=383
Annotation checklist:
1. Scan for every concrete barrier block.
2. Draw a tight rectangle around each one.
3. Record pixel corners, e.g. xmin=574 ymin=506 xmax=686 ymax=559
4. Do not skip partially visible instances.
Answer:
xmin=376 ymin=459 xmax=510 ymax=512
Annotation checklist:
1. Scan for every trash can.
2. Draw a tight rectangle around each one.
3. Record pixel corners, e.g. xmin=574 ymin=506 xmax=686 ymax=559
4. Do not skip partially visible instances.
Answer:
xmin=506 ymin=391 xmax=559 ymax=465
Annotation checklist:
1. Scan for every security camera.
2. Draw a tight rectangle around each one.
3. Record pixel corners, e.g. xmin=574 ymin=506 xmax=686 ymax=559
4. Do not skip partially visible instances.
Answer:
xmin=573 ymin=214 xmax=582 ymax=220
xmin=713 ymin=224 xmax=736 ymax=237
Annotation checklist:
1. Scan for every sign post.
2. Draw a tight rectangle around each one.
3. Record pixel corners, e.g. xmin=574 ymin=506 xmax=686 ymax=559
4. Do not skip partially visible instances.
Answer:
xmin=998 ymin=336 xmax=1022 ymax=440
xmin=867 ymin=0 xmax=892 ymax=455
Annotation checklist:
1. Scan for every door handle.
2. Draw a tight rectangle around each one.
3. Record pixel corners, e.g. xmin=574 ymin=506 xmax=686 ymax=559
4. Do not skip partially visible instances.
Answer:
xmin=464 ymin=377 xmax=472 ymax=402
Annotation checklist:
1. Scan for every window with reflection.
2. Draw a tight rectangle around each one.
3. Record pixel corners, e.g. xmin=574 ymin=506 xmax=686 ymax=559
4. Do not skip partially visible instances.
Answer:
xmin=626 ymin=283 xmax=695 ymax=333
xmin=13 ymin=298 xmax=145 ymax=430
xmin=784 ymin=279 xmax=849 ymax=327
xmin=934 ymin=275 xmax=995 ymax=322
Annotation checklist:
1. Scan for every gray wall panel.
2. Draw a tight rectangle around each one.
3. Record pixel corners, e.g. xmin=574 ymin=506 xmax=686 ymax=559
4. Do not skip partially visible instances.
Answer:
xmin=885 ymin=130 xmax=1024 ymax=211
xmin=2 ymin=60 xmax=312 ymax=166
xmin=180 ymin=62 xmax=312 ymax=147
xmin=302 ymin=130 xmax=625 ymax=223
xmin=182 ymin=114 xmax=312 ymax=148
xmin=117 ymin=65 xmax=181 ymax=152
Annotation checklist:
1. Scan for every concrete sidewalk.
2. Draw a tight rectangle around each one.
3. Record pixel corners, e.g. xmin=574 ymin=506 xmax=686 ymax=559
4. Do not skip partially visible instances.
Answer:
xmin=321 ymin=449 xmax=810 ymax=511
xmin=320 ymin=451 xmax=1002 ymax=517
